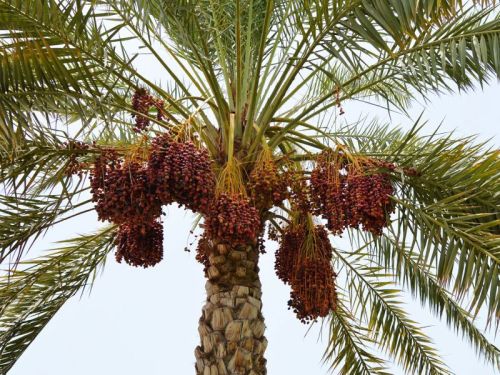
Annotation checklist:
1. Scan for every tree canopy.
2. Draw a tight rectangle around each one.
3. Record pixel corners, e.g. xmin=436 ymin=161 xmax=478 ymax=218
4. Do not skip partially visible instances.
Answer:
xmin=0 ymin=1 xmax=499 ymax=374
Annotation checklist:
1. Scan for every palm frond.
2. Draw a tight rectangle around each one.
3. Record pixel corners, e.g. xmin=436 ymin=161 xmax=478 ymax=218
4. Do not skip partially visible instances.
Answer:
xmin=0 ymin=0 xmax=191 ymax=135
xmin=0 ymin=121 xmax=87 ymax=193
xmin=331 ymin=120 xmax=499 ymax=323
xmin=0 ymin=193 xmax=92 ymax=264
xmin=373 ymin=233 xmax=500 ymax=368
xmin=392 ymin=194 xmax=499 ymax=321
xmin=0 ymin=226 xmax=116 ymax=373
xmin=334 ymin=248 xmax=450 ymax=375
xmin=0 ymin=0 xmax=132 ymax=119
xmin=324 ymin=299 xmax=390 ymax=375
xmin=258 ymin=2 xmax=500 ymax=141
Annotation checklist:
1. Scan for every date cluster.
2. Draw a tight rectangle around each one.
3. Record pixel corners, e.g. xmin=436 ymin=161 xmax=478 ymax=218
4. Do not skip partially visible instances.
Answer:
xmin=275 ymin=224 xmax=338 ymax=323
xmin=311 ymin=150 xmax=396 ymax=236
xmin=204 ymin=193 xmax=261 ymax=247
xmin=248 ymin=158 xmax=288 ymax=210
xmin=131 ymin=88 xmax=165 ymax=132
xmin=89 ymin=135 xmax=216 ymax=268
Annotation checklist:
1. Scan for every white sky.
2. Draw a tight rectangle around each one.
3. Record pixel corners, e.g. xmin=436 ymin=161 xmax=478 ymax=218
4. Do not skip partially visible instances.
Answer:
xmin=6 ymin=38 xmax=500 ymax=375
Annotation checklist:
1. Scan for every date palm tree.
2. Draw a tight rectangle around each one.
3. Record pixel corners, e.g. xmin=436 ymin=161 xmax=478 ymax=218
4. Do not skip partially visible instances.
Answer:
xmin=1 ymin=1 xmax=499 ymax=374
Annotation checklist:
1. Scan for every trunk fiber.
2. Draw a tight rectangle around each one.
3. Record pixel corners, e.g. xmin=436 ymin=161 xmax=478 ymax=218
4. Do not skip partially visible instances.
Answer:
xmin=195 ymin=240 xmax=267 ymax=375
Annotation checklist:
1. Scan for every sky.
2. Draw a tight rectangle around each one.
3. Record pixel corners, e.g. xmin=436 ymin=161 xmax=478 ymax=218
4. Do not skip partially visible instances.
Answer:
xmin=5 ymin=34 xmax=500 ymax=375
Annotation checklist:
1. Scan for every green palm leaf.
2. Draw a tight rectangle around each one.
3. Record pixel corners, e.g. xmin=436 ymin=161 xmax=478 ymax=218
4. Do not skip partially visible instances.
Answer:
xmin=375 ymin=234 xmax=500 ymax=367
xmin=324 ymin=300 xmax=391 ymax=375
xmin=0 ymin=226 xmax=116 ymax=373
xmin=335 ymin=248 xmax=450 ymax=374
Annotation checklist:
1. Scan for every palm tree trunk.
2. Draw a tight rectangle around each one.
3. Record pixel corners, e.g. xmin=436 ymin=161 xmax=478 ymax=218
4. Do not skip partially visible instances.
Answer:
xmin=195 ymin=239 xmax=267 ymax=375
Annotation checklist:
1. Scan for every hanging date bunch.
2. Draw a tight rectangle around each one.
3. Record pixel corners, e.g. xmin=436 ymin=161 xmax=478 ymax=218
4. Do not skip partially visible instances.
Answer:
xmin=274 ymin=219 xmax=338 ymax=323
xmin=346 ymin=171 xmax=395 ymax=235
xmin=115 ymin=220 xmax=164 ymax=268
xmin=311 ymin=148 xmax=396 ymax=236
xmin=249 ymin=148 xmax=288 ymax=210
xmin=274 ymin=223 xmax=304 ymax=284
xmin=195 ymin=233 xmax=211 ymax=275
xmin=204 ymin=160 xmax=261 ymax=246
xmin=90 ymin=149 xmax=164 ymax=268
xmin=311 ymin=149 xmax=349 ymax=235
xmin=288 ymin=253 xmax=338 ymax=324
xmin=63 ymin=140 xmax=90 ymax=177
xmin=147 ymin=133 xmax=215 ymax=214
xmin=286 ymin=167 xmax=313 ymax=214
xmin=131 ymin=88 xmax=165 ymax=132
xmin=90 ymin=150 xmax=161 ymax=224
xmin=205 ymin=193 xmax=260 ymax=246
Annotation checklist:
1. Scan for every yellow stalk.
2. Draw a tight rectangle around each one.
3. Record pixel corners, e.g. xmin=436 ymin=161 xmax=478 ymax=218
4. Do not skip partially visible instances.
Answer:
xmin=124 ymin=135 xmax=150 ymax=163
xmin=216 ymin=157 xmax=247 ymax=197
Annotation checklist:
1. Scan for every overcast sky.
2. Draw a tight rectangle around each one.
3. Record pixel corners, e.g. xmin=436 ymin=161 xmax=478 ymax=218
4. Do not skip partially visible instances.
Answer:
xmin=6 ymin=43 xmax=500 ymax=375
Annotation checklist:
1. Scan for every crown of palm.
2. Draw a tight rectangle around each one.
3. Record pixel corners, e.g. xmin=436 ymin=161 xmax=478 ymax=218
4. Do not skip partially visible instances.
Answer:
xmin=0 ymin=1 xmax=499 ymax=374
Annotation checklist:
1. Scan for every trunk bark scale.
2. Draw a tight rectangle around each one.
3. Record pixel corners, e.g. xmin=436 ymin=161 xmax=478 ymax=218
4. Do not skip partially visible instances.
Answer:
xmin=195 ymin=239 xmax=267 ymax=375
